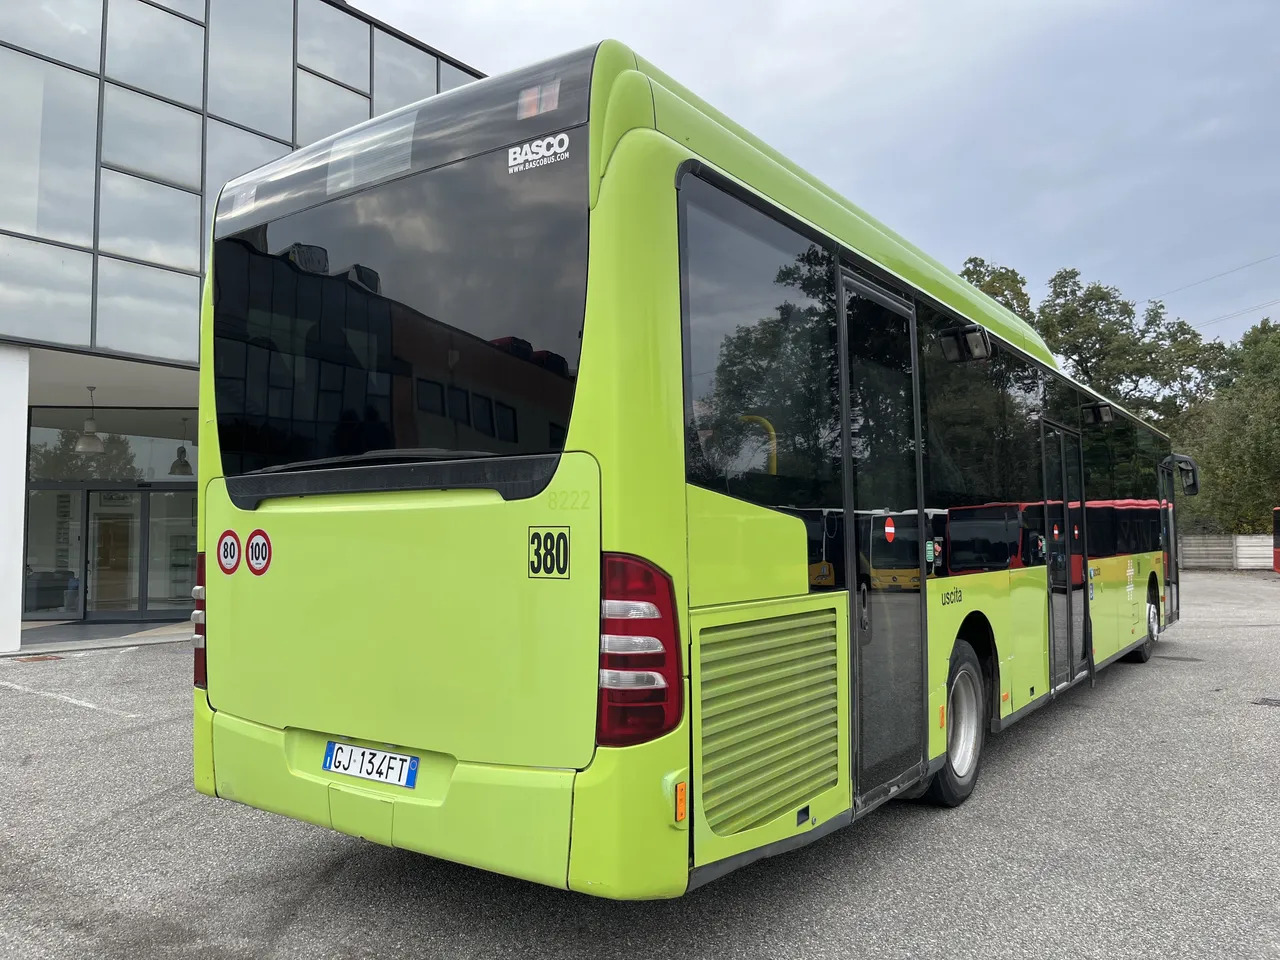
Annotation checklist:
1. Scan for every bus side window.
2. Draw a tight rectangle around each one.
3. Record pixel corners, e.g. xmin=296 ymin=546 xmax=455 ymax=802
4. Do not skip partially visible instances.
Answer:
xmin=680 ymin=176 xmax=842 ymax=592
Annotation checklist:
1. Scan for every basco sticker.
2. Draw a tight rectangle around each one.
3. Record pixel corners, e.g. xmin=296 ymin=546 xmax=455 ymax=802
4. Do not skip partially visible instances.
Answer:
xmin=246 ymin=529 xmax=272 ymax=576
xmin=216 ymin=530 xmax=241 ymax=575
xmin=884 ymin=517 xmax=896 ymax=543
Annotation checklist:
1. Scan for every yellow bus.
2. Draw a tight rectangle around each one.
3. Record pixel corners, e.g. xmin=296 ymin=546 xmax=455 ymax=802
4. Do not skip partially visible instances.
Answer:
xmin=193 ymin=41 xmax=1198 ymax=898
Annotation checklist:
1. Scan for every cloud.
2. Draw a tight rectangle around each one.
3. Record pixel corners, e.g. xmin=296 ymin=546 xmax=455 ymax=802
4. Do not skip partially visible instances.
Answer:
xmin=359 ymin=0 xmax=1280 ymax=341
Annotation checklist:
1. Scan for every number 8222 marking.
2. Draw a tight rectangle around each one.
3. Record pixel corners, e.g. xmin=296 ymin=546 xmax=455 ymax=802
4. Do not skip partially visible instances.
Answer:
xmin=528 ymin=527 xmax=570 ymax=579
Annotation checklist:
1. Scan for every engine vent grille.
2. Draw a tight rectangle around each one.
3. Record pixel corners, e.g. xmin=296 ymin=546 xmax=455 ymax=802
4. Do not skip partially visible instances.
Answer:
xmin=699 ymin=609 xmax=839 ymax=836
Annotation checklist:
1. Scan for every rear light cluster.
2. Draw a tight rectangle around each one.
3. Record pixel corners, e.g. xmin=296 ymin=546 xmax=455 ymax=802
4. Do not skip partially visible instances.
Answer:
xmin=192 ymin=552 xmax=206 ymax=688
xmin=596 ymin=554 xmax=682 ymax=746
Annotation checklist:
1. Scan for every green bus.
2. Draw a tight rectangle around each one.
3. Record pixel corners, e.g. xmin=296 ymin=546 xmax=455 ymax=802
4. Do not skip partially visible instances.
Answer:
xmin=193 ymin=41 xmax=1200 ymax=899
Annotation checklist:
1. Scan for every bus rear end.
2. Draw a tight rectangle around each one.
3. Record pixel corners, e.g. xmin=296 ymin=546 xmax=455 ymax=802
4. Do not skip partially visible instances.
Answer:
xmin=193 ymin=46 xmax=687 ymax=896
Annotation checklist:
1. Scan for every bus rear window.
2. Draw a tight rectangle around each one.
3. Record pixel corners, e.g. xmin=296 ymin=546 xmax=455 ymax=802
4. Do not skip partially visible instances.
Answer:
xmin=211 ymin=131 xmax=587 ymax=477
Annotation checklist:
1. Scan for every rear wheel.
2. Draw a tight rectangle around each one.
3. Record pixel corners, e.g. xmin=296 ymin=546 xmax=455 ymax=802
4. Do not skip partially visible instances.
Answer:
xmin=1124 ymin=585 xmax=1160 ymax=663
xmin=924 ymin=639 xmax=987 ymax=807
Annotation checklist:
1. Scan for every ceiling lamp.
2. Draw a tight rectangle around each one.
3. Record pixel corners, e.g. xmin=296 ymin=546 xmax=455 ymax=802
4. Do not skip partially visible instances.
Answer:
xmin=74 ymin=386 xmax=105 ymax=455
xmin=169 ymin=416 xmax=193 ymax=476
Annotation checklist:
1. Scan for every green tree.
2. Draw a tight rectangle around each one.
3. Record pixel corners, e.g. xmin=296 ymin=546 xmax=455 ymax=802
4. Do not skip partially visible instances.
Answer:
xmin=1175 ymin=319 xmax=1280 ymax=533
xmin=960 ymin=256 xmax=1034 ymax=324
xmin=1035 ymin=268 xmax=1227 ymax=423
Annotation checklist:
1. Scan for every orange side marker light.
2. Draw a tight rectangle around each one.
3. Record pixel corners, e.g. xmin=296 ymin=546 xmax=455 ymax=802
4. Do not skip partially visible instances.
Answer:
xmin=939 ymin=705 xmax=946 ymax=729
xmin=1001 ymin=691 xmax=1010 ymax=702
xmin=675 ymin=781 xmax=687 ymax=822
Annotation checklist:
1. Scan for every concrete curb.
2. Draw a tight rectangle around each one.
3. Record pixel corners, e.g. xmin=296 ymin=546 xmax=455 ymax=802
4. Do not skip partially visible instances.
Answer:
xmin=0 ymin=635 xmax=190 ymax=659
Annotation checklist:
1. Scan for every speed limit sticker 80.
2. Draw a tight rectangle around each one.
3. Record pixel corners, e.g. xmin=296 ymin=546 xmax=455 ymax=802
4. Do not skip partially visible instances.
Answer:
xmin=216 ymin=530 xmax=241 ymax=574
xmin=215 ymin=529 xmax=271 ymax=576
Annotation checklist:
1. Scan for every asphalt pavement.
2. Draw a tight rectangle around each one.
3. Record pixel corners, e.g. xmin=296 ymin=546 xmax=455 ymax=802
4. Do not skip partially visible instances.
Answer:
xmin=2 ymin=571 xmax=1277 ymax=959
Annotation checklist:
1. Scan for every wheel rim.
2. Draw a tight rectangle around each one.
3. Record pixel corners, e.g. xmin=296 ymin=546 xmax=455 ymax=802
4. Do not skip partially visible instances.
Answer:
xmin=947 ymin=665 xmax=981 ymax=779
xmin=1147 ymin=599 xmax=1159 ymax=647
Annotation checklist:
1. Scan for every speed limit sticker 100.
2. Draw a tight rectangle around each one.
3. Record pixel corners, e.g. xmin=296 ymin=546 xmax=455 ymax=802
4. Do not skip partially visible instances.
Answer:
xmin=245 ymin=529 xmax=272 ymax=576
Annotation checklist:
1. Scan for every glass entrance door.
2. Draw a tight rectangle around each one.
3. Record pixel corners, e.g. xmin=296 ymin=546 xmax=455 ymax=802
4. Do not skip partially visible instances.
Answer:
xmin=86 ymin=491 xmax=143 ymax=617
xmin=23 ymin=490 xmax=85 ymax=619
xmin=1159 ymin=464 xmax=1179 ymax=624
xmin=145 ymin=490 xmax=198 ymax=618
xmin=844 ymin=273 xmax=927 ymax=802
xmin=1043 ymin=423 xmax=1088 ymax=691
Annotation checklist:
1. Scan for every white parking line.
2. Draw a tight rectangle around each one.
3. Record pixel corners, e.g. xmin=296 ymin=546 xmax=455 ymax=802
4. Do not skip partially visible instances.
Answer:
xmin=0 ymin=679 xmax=139 ymax=718
xmin=62 ymin=646 xmax=140 ymax=659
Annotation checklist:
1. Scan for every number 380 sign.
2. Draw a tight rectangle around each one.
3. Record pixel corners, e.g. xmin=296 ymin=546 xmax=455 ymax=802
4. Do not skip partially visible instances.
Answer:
xmin=528 ymin=527 xmax=570 ymax=579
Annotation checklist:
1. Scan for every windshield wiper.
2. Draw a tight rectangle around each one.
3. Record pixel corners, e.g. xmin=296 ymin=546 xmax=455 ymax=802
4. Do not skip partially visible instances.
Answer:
xmin=244 ymin=448 xmax=498 ymax=476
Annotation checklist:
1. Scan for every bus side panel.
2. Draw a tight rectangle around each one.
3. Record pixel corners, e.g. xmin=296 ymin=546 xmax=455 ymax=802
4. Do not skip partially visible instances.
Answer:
xmin=1006 ymin=567 xmax=1050 ymax=711
xmin=562 ymin=129 xmax=697 ymax=893
xmin=568 ymin=712 xmax=691 ymax=900
xmin=686 ymin=487 xmax=810 ymax=607
xmin=925 ymin=570 xmax=1015 ymax=761
xmin=1090 ymin=554 xmax=1128 ymax=662
xmin=1089 ymin=549 xmax=1164 ymax=664
xmin=194 ymin=689 xmax=216 ymax=797
xmin=574 ymin=129 xmax=691 ymax=650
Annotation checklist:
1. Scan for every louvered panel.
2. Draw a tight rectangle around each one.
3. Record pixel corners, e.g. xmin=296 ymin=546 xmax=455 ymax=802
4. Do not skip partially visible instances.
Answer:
xmin=699 ymin=609 xmax=839 ymax=837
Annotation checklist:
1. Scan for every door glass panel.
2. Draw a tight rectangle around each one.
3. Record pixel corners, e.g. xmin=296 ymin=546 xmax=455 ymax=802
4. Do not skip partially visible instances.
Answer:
xmin=1160 ymin=466 xmax=1178 ymax=622
xmin=87 ymin=492 xmax=141 ymax=614
xmin=24 ymin=490 xmax=83 ymax=617
xmin=845 ymin=280 xmax=924 ymax=794
xmin=147 ymin=492 xmax=198 ymax=615
xmin=1064 ymin=431 xmax=1087 ymax=668
xmin=1044 ymin=427 xmax=1071 ymax=688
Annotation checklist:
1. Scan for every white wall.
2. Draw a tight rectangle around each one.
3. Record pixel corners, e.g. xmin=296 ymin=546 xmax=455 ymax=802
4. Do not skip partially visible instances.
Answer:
xmin=1180 ymin=534 xmax=1274 ymax=571
xmin=1235 ymin=535 xmax=1274 ymax=570
xmin=0 ymin=344 xmax=30 ymax=652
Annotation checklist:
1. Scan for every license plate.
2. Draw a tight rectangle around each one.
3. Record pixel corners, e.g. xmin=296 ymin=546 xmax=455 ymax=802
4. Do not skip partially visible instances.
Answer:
xmin=323 ymin=741 xmax=419 ymax=788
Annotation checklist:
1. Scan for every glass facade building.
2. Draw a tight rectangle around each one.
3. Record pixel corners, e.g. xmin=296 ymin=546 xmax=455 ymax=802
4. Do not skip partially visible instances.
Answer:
xmin=0 ymin=0 xmax=479 ymax=639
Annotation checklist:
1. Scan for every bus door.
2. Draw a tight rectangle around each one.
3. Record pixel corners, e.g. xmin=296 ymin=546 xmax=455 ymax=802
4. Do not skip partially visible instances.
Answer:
xmin=843 ymin=272 xmax=928 ymax=805
xmin=1159 ymin=464 xmax=1180 ymax=624
xmin=1043 ymin=421 xmax=1090 ymax=692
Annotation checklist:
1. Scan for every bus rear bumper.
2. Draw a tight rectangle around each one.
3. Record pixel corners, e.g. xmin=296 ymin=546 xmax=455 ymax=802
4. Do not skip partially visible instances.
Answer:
xmin=207 ymin=708 xmax=574 ymax=890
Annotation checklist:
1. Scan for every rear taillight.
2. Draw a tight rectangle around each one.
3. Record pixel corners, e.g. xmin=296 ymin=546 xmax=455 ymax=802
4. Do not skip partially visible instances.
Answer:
xmin=192 ymin=552 xmax=206 ymax=688
xmin=596 ymin=554 xmax=682 ymax=746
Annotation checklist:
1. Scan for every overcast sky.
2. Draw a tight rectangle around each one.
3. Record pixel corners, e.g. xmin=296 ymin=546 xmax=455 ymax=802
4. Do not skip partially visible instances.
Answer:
xmin=360 ymin=0 xmax=1279 ymax=343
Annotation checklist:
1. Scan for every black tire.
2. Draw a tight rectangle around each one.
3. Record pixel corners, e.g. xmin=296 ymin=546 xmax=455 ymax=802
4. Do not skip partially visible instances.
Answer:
xmin=924 ymin=639 xmax=987 ymax=807
xmin=1123 ymin=582 xmax=1160 ymax=663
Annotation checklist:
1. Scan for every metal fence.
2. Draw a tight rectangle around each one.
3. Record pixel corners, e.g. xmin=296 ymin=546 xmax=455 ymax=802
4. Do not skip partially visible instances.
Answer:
xmin=1179 ymin=535 xmax=1273 ymax=570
